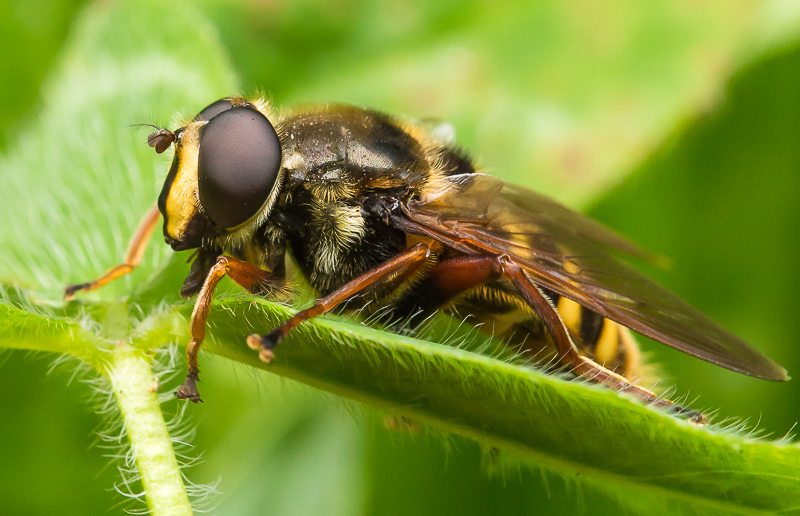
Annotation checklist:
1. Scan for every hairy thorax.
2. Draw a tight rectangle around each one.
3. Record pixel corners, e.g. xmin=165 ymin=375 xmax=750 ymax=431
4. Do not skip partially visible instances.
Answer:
xmin=272 ymin=106 xmax=435 ymax=295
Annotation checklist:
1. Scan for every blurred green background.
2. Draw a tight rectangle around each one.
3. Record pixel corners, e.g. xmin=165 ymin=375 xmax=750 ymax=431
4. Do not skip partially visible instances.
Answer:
xmin=1 ymin=0 xmax=800 ymax=514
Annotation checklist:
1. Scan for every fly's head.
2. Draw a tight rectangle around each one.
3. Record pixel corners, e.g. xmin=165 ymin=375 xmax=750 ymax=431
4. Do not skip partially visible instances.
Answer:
xmin=152 ymin=97 xmax=284 ymax=251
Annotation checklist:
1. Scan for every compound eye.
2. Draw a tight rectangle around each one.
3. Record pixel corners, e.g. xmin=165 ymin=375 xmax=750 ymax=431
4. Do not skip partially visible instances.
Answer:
xmin=193 ymin=98 xmax=235 ymax=122
xmin=197 ymin=106 xmax=282 ymax=229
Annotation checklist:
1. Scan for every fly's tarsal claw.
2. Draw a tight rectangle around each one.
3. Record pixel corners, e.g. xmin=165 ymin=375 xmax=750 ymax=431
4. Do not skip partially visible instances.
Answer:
xmin=63 ymin=283 xmax=90 ymax=300
xmin=176 ymin=372 xmax=203 ymax=403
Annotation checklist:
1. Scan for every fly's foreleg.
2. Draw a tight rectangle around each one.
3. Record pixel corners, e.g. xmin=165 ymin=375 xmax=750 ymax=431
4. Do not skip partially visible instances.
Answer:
xmin=176 ymin=256 xmax=287 ymax=402
xmin=247 ymin=242 xmax=432 ymax=362
xmin=64 ymin=204 xmax=161 ymax=299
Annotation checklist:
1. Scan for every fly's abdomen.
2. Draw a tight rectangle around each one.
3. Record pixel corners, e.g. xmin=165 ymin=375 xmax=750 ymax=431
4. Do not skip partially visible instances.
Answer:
xmin=552 ymin=295 xmax=643 ymax=380
xmin=450 ymin=283 xmax=644 ymax=380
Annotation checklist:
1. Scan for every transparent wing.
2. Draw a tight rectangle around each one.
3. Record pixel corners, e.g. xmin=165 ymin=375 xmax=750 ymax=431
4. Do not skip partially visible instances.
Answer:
xmin=395 ymin=173 xmax=787 ymax=380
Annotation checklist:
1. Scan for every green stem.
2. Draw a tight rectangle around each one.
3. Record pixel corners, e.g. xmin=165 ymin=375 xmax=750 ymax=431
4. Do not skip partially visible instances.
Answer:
xmin=105 ymin=342 xmax=192 ymax=516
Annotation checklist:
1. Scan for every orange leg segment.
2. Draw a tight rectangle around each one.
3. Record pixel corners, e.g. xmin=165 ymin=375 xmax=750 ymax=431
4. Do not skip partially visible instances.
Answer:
xmin=176 ymin=256 xmax=287 ymax=402
xmin=64 ymin=204 xmax=161 ymax=299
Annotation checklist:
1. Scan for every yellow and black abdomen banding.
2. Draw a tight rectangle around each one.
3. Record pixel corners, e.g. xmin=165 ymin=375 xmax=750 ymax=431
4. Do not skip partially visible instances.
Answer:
xmin=440 ymin=280 xmax=643 ymax=379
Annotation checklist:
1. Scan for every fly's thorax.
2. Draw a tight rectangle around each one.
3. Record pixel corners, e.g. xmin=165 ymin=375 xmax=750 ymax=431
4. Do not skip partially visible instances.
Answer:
xmin=275 ymin=181 xmax=406 ymax=295
xmin=268 ymin=106 xmax=441 ymax=293
xmin=278 ymin=105 xmax=447 ymax=192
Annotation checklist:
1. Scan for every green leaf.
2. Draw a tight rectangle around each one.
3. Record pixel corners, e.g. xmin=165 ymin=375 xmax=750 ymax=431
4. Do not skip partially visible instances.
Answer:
xmin=138 ymin=297 xmax=800 ymax=516
xmin=0 ymin=0 xmax=86 ymax=150
xmin=4 ymin=0 xmax=800 ymax=515
xmin=0 ymin=298 xmax=97 ymax=357
xmin=0 ymin=0 xmax=238 ymax=513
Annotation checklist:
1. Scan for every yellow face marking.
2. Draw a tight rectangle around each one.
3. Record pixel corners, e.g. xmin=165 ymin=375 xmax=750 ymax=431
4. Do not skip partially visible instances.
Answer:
xmin=164 ymin=124 xmax=202 ymax=240
xmin=594 ymin=320 xmax=620 ymax=366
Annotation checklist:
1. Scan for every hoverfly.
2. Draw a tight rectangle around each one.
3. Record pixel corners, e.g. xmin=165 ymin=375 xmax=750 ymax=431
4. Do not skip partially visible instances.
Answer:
xmin=65 ymin=96 xmax=788 ymax=423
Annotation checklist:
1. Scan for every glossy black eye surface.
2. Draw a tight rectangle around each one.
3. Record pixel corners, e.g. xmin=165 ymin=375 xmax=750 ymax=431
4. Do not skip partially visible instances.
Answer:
xmin=197 ymin=106 xmax=282 ymax=228
xmin=193 ymin=98 xmax=235 ymax=122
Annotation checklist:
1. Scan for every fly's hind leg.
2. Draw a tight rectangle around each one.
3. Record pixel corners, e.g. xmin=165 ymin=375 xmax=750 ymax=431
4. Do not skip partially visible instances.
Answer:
xmin=176 ymin=256 xmax=288 ymax=402
xmin=64 ymin=204 xmax=161 ymax=299
xmin=420 ymin=253 xmax=707 ymax=424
